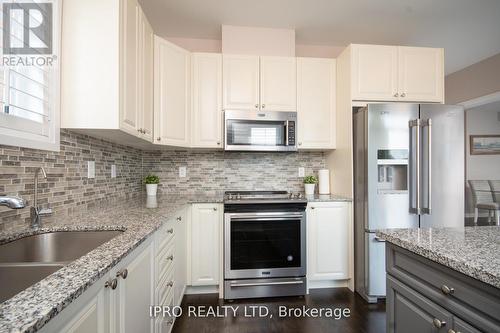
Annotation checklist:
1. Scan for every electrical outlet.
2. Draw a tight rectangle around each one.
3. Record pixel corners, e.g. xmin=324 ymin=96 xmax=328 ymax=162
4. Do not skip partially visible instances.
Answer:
xmin=298 ymin=167 xmax=305 ymax=177
xmin=111 ymin=164 xmax=116 ymax=178
xmin=179 ymin=166 xmax=187 ymax=178
xmin=87 ymin=161 xmax=95 ymax=179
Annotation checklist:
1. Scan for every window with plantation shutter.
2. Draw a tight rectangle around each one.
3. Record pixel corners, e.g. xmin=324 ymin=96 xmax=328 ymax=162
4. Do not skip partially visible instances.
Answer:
xmin=0 ymin=0 xmax=61 ymax=151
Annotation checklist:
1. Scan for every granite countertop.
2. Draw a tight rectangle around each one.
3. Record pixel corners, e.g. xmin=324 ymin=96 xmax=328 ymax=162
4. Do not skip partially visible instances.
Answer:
xmin=376 ymin=226 xmax=500 ymax=289
xmin=305 ymin=193 xmax=352 ymax=202
xmin=0 ymin=193 xmax=223 ymax=333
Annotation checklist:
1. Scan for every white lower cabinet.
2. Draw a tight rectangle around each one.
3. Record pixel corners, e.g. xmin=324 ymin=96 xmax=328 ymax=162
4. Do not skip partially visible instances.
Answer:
xmin=307 ymin=202 xmax=352 ymax=286
xmin=38 ymin=208 xmax=190 ymax=333
xmin=188 ymin=203 xmax=222 ymax=286
xmin=38 ymin=238 xmax=154 ymax=333
xmin=111 ymin=240 xmax=154 ymax=333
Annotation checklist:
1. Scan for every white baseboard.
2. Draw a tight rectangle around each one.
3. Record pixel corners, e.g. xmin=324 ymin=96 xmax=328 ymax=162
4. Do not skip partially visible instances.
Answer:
xmin=307 ymin=279 xmax=350 ymax=293
xmin=184 ymin=285 xmax=219 ymax=295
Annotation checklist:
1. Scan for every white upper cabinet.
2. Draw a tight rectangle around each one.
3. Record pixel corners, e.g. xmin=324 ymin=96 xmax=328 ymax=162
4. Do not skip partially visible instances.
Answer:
xmin=62 ymin=0 xmax=153 ymax=142
xmin=222 ymin=55 xmax=260 ymax=110
xmin=120 ymin=0 xmax=140 ymax=135
xmin=140 ymin=13 xmax=154 ymax=141
xmin=191 ymin=53 xmax=223 ymax=148
xmin=297 ymin=57 xmax=336 ymax=149
xmin=154 ymin=37 xmax=191 ymax=146
xmin=307 ymin=202 xmax=350 ymax=281
xmin=351 ymin=44 xmax=444 ymax=103
xmin=260 ymin=56 xmax=297 ymax=111
xmin=223 ymin=55 xmax=296 ymax=111
xmin=351 ymin=44 xmax=399 ymax=101
xmin=398 ymin=46 xmax=444 ymax=103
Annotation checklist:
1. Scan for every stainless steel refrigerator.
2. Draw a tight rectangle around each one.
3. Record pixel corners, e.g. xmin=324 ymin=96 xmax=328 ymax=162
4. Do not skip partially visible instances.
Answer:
xmin=354 ymin=103 xmax=465 ymax=303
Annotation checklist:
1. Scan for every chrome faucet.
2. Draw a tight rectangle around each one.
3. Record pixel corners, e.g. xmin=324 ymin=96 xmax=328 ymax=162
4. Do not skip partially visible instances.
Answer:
xmin=0 ymin=196 xmax=27 ymax=209
xmin=30 ymin=167 xmax=52 ymax=228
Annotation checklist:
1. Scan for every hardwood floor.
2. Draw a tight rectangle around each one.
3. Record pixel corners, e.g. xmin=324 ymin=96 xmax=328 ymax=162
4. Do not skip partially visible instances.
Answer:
xmin=172 ymin=288 xmax=386 ymax=333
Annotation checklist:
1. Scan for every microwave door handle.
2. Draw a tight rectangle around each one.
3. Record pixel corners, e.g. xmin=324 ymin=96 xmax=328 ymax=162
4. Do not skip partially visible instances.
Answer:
xmin=285 ymin=120 xmax=289 ymax=146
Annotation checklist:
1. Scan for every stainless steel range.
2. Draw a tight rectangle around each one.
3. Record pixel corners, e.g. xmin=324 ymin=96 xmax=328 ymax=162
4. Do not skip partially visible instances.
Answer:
xmin=223 ymin=191 xmax=307 ymax=300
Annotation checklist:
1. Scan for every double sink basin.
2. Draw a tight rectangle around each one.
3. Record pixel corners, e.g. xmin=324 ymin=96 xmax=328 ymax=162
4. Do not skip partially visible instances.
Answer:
xmin=0 ymin=230 xmax=123 ymax=303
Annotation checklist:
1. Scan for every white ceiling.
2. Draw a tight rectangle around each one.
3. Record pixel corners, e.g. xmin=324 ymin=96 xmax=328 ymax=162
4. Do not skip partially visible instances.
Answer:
xmin=140 ymin=0 xmax=500 ymax=74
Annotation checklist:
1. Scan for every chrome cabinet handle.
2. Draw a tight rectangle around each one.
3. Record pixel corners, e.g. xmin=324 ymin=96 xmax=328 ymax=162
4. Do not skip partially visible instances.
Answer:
xmin=401 ymin=92 xmax=406 ymax=97
xmin=262 ymin=104 xmax=265 ymax=108
xmin=217 ymin=141 xmax=221 ymax=145
xmin=167 ymin=280 xmax=174 ymax=287
xmin=440 ymin=285 xmax=454 ymax=295
xmin=167 ymin=228 xmax=174 ymax=234
xmin=116 ymin=269 xmax=128 ymax=279
xmin=176 ymin=216 xmax=182 ymax=221
xmin=432 ymin=318 xmax=446 ymax=329
xmin=310 ymin=206 xmax=315 ymax=209
xmin=298 ymin=142 xmax=302 ymax=146
xmin=254 ymin=104 xmax=258 ymax=108
xmin=394 ymin=93 xmax=399 ymax=97
xmin=156 ymin=137 xmax=161 ymax=141
xmin=167 ymin=254 xmax=174 ymax=261
xmin=213 ymin=207 xmax=217 ymax=211
xmin=105 ymin=278 xmax=118 ymax=290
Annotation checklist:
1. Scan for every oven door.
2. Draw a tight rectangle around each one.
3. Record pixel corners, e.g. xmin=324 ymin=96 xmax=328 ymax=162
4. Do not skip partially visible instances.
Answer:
xmin=224 ymin=110 xmax=297 ymax=151
xmin=224 ymin=211 xmax=306 ymax=279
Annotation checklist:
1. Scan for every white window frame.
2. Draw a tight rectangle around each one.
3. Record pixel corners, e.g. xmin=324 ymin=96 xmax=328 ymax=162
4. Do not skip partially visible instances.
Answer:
xmin=0 ymin=0 xmax=61 ymax=151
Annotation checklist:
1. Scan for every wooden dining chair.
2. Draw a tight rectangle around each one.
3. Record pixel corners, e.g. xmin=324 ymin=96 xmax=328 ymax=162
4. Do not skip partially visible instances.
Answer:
xmin=488 ymin=180 xmax=500 ymax=225
xmin=468 ymin=180 xmax=499 ymax=225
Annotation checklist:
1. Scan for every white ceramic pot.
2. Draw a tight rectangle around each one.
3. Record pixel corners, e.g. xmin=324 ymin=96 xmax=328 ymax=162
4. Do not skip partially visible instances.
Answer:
xmin=146 ymin=184 xmax=158 ymax=196
xmin=304 ymin=184 xmax=316 ymax=195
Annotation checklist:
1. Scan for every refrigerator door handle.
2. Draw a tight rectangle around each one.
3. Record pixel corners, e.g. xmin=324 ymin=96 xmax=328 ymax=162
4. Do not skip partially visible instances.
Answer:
xmin=409 ymin=119 xmax=421 ymax=215
xmin=422 ymin=119 xmax=432 ymax=214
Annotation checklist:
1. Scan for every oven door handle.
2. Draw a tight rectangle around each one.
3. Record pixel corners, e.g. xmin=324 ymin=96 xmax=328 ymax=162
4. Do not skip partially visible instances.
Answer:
xmin=226 ymin=212 xmax=304 ymax=220
xmin=230 ymin=280 xmax=304 ymax=288
xmin=230 ymin=217 xmax=303 ymax=222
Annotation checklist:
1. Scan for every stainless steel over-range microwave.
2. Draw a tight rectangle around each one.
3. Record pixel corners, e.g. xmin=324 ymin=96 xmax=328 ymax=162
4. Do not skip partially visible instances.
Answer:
xmin=224 ymin=110 xmax=297 ymax=152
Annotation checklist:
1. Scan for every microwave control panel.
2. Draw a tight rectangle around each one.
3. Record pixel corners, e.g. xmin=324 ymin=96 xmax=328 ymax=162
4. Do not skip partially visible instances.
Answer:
xmin=287 ymin=121 xmax=296 ymax=145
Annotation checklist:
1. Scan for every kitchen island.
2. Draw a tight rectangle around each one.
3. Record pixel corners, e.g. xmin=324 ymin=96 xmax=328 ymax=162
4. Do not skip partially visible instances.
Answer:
xmin=376 ymin=227 xmax=500 ymax=333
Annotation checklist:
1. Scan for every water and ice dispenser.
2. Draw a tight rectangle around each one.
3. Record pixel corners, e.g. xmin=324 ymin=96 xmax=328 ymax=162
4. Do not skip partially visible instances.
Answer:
xmin=377 ymin=149 xmax=408 ymax=194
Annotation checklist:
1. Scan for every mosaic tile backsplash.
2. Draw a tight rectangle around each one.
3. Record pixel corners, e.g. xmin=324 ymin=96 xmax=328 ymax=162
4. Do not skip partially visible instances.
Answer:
xmin=142 ymin=150 xmax=326 ymax=195
xmin=0 ymin=130 xmax=143 ymax=230
xmin=1 ymin=130 xmax=326 ymax=229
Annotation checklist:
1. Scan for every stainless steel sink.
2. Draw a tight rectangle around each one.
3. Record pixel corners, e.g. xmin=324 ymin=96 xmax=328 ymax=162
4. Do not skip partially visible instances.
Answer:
xmin=0 ymin=230 xmax=123 ymax=303
xmin=0 ymin=264 xmax=64 ymax=303
xmin=0 ymin=230 xmax=123 ymax=263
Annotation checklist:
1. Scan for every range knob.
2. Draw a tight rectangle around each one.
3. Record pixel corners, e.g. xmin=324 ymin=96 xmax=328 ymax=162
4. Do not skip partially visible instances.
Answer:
xmin=227 ymin=193 xmax=233 ymax=200
xmin=295 ymin=193 xmax=303 ymax=199
xmin=236 ymin=193 xmax=242 ymax=200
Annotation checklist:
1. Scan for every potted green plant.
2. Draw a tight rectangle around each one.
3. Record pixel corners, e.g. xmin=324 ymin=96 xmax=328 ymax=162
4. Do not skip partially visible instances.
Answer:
xmin=144 ymin=174 xmax=160 ymax=196
xmin=303 ymin=175 xmax=318 ymax=195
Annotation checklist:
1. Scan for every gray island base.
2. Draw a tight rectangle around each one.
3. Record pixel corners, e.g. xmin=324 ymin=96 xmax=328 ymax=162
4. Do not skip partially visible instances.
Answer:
xmin=377 ymin=227 xmax=500 ymax=333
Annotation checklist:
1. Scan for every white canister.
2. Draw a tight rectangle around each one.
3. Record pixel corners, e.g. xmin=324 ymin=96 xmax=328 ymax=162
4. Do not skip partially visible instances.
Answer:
xmin=318 ymin=169 xmax=330 ymax=194
xmin=146 ymin=184 xmax=158 ymax=196
xmin=305 ymin=183 xmax=316 ymax=195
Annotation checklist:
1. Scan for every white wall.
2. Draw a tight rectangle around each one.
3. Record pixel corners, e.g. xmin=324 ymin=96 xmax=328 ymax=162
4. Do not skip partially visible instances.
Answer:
xmin=221 ymin=25 xmax=295 ymax=56
xmin=465 ymin=100 xmax=500 ymax=214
